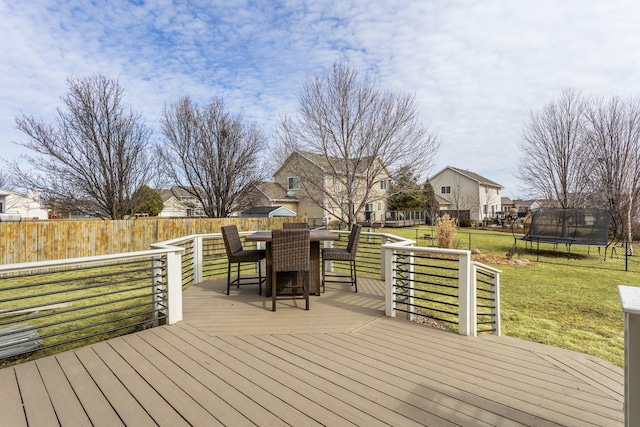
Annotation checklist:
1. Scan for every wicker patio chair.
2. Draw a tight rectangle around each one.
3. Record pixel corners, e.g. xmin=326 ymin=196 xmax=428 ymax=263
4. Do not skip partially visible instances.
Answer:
xmin=221 ymin=225 xmax=266 ymax=295
xmin=321 ymin=223 xmax=362 ymax=293
xmin=271 ymin=229 xmax=310 ymax=311
xmin=282 ymin=222 xmax=309 ymax=229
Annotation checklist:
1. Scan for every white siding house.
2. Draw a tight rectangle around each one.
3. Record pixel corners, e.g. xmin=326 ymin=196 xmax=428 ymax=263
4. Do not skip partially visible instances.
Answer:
xmin=428 ymin=166 xmax=503 ymax=224
xmin=0 ymin=189 xmax=48 ymax=220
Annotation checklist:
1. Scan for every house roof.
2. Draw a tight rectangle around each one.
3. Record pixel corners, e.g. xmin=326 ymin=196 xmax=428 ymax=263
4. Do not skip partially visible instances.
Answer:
xmin=432 ymin=166 xmax=503 ymax=189
xmin=240 ymin=205 xmax=296 ymax=217
xmin=275 ymin=150 xmax=380 ymax=177
xmin=501 ymin=197 xmax=513 ymax=206
xmin=158 ymin=187 xmax=201 ymax=207
xmin=252 ymin=182 xmax=295 ymax=201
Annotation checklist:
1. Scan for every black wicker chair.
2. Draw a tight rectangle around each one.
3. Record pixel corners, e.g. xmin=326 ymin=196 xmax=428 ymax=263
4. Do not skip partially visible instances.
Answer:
xmin=271 ymin=229 xmax=310 ymax=311
xmin=221 ymin=225 xmax=266 ymax=295
xmin=321 ymin=223 xmax=362 ymax=293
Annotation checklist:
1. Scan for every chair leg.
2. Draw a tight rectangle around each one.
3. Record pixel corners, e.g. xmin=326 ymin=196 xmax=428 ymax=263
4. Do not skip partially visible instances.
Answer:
xmin=352 ymin=260 xmax=357 ymax=293
xmin=304 ymin=271 xmax=310 ymax=310
xmin=258 ymin=261 xmax=262 ymax=296
xmin=226 ymin=262 xmax=231 ymax=295
xmin=321 ymin=258 xmax=326 ymax=293
xmin=272 ymin=270 xmax=277 ymax=311
xmin=236 ymin=263 xmax=241 ymax=288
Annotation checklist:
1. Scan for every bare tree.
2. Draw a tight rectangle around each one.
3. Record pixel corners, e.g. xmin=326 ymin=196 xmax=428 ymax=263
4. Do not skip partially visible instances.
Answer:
xmin=446 ymin=174 xmax=474 ymax=223
xmin=518 ymin=89 xmax=590 ymax=209
xmin=12 ymin=74 xmax=153 ymax=219
xmin=584 ymin=95 xmax=640 ymax=253
xmin=275 ymin=60 xmax=439 ymax=225
xmin=0 ymin=168 xmax=12 ymax=189
xmin=159 ymin=97 xmax=266 ymax=217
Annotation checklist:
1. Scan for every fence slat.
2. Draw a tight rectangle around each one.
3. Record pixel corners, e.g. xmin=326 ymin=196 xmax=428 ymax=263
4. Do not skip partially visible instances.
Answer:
xmin=0 ymin=217 xmax=303 ymax=264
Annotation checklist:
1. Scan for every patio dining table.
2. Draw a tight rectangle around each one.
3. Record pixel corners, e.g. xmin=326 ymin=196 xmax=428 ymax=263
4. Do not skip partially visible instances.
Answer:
xmin=245 ymin=229 xmax=338 ymax=296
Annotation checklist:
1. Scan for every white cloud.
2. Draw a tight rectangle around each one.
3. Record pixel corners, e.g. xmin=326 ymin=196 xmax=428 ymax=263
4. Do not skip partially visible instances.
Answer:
xmin=2 ymin=0 xmax=640 ymax=196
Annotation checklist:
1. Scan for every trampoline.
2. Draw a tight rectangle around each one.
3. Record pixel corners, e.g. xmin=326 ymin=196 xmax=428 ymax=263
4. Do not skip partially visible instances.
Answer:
xmin=513 ymin=208 xmax=619 ymax=259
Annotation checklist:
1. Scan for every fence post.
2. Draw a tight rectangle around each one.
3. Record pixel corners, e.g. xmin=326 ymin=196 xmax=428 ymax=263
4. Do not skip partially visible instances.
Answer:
xmin=619 ymin=285 xmax=640 ymax=427
xmin=384 ymin=246 xmax=395 ymax=317
xmin=193 ymin=235 xmax=203 ymax=284
xmin=458 ymin=250 xmax=473 ymax=336
xmin=166 ymin=250 xmax=183 ymax=325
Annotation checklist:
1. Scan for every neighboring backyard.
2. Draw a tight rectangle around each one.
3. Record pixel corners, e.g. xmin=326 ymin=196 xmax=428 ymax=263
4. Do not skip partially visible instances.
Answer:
xmin=384 ymin=225 xmax=632 ymax=368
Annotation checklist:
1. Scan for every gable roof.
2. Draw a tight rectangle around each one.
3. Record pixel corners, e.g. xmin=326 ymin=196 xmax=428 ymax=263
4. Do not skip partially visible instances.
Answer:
xmin=240 ymin=205 xmax=297 ymax=217
xmin=252 ymin=181 xmax=293 ymax=201
xmin=432 ymin=166 xmax=503 ymax=189
xmin=274 ymin=150 xmax=381 ymax=177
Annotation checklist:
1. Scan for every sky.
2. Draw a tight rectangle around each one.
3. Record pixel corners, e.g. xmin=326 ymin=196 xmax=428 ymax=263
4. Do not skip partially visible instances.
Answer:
xmin=2 ymin=0 xmax=640 ymax=198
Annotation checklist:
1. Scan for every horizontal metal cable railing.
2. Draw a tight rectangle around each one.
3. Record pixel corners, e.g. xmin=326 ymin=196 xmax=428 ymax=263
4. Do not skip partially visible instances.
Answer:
xmin=0 ymin=228 xmax=501 ymax=366
xmin=382 ymin=243 xmax=501 ymax=336
xmin=0 ymin=247 xmax=183 ymax=364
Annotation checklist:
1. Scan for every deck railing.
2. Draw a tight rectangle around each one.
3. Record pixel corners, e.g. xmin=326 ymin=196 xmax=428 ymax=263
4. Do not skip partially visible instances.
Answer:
xmin=0 ymin=246 xmax=184 ymax=361
xmin=161 ymin=229 xmax=501 ymax=336
xmin=0 ymin=229 xmax=500 ymax=364
xmin=381 ymin=243 xmax=501 ymax=336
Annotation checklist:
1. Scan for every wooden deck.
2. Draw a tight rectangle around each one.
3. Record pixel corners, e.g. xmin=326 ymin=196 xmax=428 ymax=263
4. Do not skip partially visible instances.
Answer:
xmin=0 ymin=276 xmax=624 ymax=426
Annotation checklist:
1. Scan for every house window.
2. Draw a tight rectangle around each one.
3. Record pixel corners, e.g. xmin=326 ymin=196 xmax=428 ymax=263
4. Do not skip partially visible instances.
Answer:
xmin=483 ymin=205 xmax=488 ymax=214
xmin=288 ymin=176 xmax=300 ymax=190
xmin=441 ymin=186 xmax=451 ymax=194
xmin=365 ymin=203 xmax=373 ymax=212
xmin=380 ymin=180 xmax=387 ymax=190
xmin=0 ymin=202 xmax=3 ymax=213
xmin=377 ymin=202 xmax=382 ymax=211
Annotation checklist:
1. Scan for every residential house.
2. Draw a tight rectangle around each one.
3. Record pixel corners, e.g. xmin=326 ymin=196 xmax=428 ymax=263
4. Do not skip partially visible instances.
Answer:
xmin=240 ymin=206 xmax=296 ymax=218
xmin=0 ymin=189 xmax=48 ymax=220
xmin=158 ymin=187 xmax=206 ymax=217
xmin=512 ymin=199 xmax=558 ymax=217
xmin=237 ymin=181 xmax=300 ymax=214
xmin=428 ymin=166 xmax=503 ymax=223
xmin=242 ymin=151 xmax=390 ymax=226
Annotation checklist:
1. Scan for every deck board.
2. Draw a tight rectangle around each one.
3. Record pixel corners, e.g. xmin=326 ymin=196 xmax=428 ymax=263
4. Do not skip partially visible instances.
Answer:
xmin=13 ymin=361 xmax=59 ymax=427
xmin=0 ymin=275 xmax=625 ymax=426
xmin=35 ymin=356 xmax=92 ymax=427
xmin=0 ymin=368 xmax=27 ymax=427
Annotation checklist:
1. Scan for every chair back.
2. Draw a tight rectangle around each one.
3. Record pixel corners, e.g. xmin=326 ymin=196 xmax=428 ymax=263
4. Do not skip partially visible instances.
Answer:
xmin=283 ymin=222 xmax=309 ymax=229
xmin=221 ymin=225 xmax=243 ymax=256
xmin=272 ymin=229 xmax=310 ymax=273
xmin=346 ymin=223 xmax=362 ymax=254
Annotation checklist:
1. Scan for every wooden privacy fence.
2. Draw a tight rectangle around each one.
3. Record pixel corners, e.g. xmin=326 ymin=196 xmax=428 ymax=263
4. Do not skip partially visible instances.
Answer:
xmin=0 ymin=217 xmax=304 ymax=265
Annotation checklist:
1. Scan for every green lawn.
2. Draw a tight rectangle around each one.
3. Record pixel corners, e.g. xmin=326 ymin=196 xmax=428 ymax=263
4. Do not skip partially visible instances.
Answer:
xmin=378 ymin=225 xmax=633 ymax=368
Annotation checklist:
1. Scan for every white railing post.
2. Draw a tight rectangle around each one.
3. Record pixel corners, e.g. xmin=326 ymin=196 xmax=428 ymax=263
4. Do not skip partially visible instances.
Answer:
xmin=166 ymin=250 xmax=183 ymax=325
xmin=324 ymin=239 xmax=334 ymax=274
xmin=407 ymin=250 xmax=416 ymax=322
xmin=192 ymin=235 xmax=203 ymax=284
xmin=384 ymin=246 xmax=396 ymax=317
xmin=468 ymin=262 xmax=478 ymax=337
xmin=152 ymin=256 xmax=163 ymax=327
xmin=492 ymin=271 xmax=501 ymax=336
xmin=380 ymin=235 xmax=388 ymax=280
xmin=458 ymin=250 xmax=473 ymax=336
xmin=619 ymin=285 xmax=640 ymax=427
